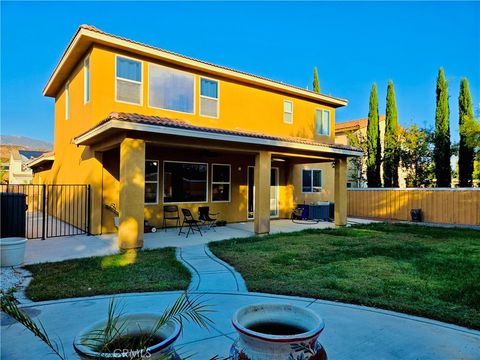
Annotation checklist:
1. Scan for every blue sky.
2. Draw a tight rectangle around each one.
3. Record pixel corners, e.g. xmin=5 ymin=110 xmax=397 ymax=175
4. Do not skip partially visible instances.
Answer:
xmin=1 ymin=1 xmax=479 ymax=143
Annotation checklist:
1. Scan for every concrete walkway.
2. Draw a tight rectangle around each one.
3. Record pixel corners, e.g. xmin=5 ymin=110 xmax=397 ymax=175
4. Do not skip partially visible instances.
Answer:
xmin=1 ymin=291 xmax=479 ymax=360
xmin=177 ymin=245 xmax=247 ymax=292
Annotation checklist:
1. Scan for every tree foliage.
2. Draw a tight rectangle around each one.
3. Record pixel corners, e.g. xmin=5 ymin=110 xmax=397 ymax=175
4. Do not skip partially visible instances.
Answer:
xmin=434 ymin=67 xmax=451 ymax=187
xmin=313 ymin=67 xmax=321 ymax=93
xmin=383 ymin=80 xmax=400 ymax=187
xmin=458 ymin=78 xmax=475 ymax=187
xmin=400 ymin=125 xmax=435 ymax=187
xmin=347 ymin=131 xmax=368 ymax=186
xmin=366 ymin=83 xmax=382 ymax=187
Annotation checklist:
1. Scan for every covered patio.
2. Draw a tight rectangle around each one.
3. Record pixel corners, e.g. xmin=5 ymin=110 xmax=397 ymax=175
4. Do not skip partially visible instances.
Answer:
xmin=73 ymin=112 xmax=362 ymax=250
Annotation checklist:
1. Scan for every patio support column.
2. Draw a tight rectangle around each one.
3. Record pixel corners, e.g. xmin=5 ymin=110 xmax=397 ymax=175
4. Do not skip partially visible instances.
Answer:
xmin=119 ymin=138 xmax=145 ymax=250
xmin=334 ymin=157 xmax=348 ymax=226
xmin=254 ymin=151 xmax=271 ymax=234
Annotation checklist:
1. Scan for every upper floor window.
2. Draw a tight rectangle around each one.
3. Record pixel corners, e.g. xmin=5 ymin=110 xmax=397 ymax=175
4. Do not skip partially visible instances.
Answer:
xmin=315 ymin=109 xmax=330 ymax=136
xmin=200 ymin=78 xmax=219 ymax=118
xmin=283 ymin=100 xmax=293 ymax=124
xmin=149 ymin=64 xmax=194 ymax=113
xmin=116 ymin=56 xmax=142 ymax=105
xmin=302 ymin=169 xmax=322 ymax=193
xmin=65 ymin=81 xmax=70 ymax=120
xmin=84 ymin=56 xmax=90 ymax=103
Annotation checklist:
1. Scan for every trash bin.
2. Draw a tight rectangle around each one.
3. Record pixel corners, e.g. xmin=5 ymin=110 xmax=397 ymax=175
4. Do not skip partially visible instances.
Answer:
xmin=329 ymin=202 xmax=335 ymax=219
xmin=0 ymin=192 xmax=27 ymax=238
xmin=410 ymin=208 xmax=422 ymax=222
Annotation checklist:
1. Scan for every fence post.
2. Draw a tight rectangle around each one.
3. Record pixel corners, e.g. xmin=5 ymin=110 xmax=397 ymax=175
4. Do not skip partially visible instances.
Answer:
xmin=87 ymin=185 xmax=91 ymax=235
xmin=41 ymin=184 xmax=46 ymax=240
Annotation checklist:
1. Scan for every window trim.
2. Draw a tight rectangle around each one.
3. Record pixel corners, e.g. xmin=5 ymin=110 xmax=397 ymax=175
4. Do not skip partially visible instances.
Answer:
xmin=145 ymin=159 xmax=159 ymax=204
xmin=115 ymin=54 xmax=143 ymax=106
xmin=315 ymin=108 xmax=331 ymax=136
xmin=65 ymin=81 xmax=70 ymax=120
xmin=83 ymin=55 xmax=90 ymax=104
xmin=199 ymin=76 xmax=220 ymax=119
xmin=147 ymin=63 xmax=196 ymax=115
xmin=211 ymin=163 xmax=231 ymax=203
xmin=302 ymin=169 xmax=323 ymax=193
xmin=283 ymin=99 xmax=293 ymax=124
xmin=162 ymin=160 xmax=209 ymax=204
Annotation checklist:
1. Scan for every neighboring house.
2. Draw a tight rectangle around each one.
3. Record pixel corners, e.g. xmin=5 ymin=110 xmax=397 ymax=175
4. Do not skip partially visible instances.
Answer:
xmin=31 ymin=25 xmax=361 ymax=249
xmin=335 ymin=116 xmax=406 ymax=188
xmin=8 ymin=150 xmax=47 ymax=184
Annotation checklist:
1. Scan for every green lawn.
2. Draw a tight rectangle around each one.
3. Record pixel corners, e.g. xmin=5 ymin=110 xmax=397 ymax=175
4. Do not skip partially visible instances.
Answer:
xmin=209 ymin=223 xmax=480 ymax=329
xmin=25 ymin=248 xmax=190 ymax=301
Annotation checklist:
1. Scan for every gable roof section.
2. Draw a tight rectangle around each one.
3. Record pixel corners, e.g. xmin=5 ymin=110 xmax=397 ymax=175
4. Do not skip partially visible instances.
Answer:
xmin=336 ymin=115 xmax=386 ymax=132
xmin=74 ymin=112 xmax=362 ymax=157
xmin=19 ymin=150 xmax=46 ymax=160
xmin=44 ymin=25 xmax=347 ymax=107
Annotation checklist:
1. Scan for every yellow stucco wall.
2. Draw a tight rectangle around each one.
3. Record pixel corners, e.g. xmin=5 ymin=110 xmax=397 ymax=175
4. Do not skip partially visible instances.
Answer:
xmin=37 ymin=42 xmax=342 ymax=234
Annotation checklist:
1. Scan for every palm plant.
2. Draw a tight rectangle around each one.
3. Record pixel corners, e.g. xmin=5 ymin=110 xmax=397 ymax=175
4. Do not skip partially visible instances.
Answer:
xmin=1 ymin=292 xmax=218 ymax=360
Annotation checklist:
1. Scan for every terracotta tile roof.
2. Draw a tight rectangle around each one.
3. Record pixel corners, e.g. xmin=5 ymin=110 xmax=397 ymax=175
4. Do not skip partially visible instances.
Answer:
xmin=70 ymin=25 xmax=346 ymax=105
xmin=80 ymin=112 xmax=361 ymax=154
xmin=336 ymin=115 xmax=386 ymax=131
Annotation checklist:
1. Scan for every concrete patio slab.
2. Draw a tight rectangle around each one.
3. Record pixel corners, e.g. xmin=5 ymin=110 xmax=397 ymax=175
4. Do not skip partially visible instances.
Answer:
xmin=1 ymin=291 xmax=479 ymax=360
xmin=24 ymin=218 xmax=373 ymax=265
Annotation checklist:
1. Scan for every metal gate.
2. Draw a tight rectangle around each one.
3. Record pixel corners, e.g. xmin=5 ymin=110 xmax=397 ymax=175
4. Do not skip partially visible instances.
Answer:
xmin=0 ymin=184 xmax=90 ymax=239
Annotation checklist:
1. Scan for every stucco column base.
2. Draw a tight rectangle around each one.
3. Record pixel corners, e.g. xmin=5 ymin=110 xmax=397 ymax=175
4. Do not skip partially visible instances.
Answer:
xmin=119 ymin=138 xmax=145 ymax=250
xmin=254 ymin=151 xmax=271 ymax=234
xmin=334 ymin=158 xmax=348 ymax=226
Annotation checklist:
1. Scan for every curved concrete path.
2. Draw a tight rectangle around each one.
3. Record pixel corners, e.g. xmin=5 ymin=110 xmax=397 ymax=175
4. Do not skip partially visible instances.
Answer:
xmin=176 ymin=245 xmax=247 ymax=292
xmin=1 ymin=291 xmax=479 ymax=360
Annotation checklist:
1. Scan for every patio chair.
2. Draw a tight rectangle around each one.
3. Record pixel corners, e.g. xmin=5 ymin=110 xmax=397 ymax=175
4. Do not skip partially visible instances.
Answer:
xmin=198 ymin=206 xmax=218 ymax=231
xmin=179 ymin=208 xmax=203 ymax=238
xmin=163 ymin=205 xmax=181 ymax=232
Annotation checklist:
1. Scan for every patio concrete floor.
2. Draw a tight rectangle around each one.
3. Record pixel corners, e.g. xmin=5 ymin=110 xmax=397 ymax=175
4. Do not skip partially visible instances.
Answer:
xmin=1 ymin=291 xmax=479 ymax=360
xmin=24 ymin=218 xmax=375 ymax=264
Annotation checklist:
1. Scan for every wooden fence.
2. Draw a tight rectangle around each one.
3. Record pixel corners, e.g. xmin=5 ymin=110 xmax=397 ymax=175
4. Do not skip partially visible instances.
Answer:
xmin=347 ymin=188 xmax=480 ymax=226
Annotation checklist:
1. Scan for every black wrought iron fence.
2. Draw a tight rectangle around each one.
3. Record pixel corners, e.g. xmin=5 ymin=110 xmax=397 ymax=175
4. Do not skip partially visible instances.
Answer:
xmin=0 ymin=184 xmax=90 ymax=239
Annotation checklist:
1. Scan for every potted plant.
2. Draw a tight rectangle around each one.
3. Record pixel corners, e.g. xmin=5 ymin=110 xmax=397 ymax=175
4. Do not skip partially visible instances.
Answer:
xmin=230 ymin=303 xmax=327 ymax=360
xmin=1 ymin=292 xmax=213 ymax=360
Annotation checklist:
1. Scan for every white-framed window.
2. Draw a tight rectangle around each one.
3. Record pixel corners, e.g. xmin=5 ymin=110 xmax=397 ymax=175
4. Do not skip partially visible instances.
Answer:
xmin=84 ymin=56 xmax=90 ymax=104
xmin=315 ymin=109 xmax=331 ymax=136
xmin=200 ymin=77 xmax=219 ymax=118
xmin=212 ymin=164 xmax=231 ymax=202
xmin=65 ymin=81 xmax=70 ymax=120
xmin=149 ymin=63 xmax=195 ymax=113
xmin=302 ymin=169 xmax=322 ymax=193
xmin=115 ymin=55 xmax=142 ymax=105
xmin=163 ymin=161 xmax=208 ymax=203
xmin=145 ymin=160 xmax=159 ymax=204
xmin=283 ymin=100 xmax=293 ymax=124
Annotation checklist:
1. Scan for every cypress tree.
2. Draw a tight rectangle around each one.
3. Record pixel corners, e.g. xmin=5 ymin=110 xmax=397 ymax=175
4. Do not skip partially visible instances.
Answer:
xmin=367 ymin=83 xmax=382 ymax=187
xmin=383 ymin=80 xmax=400 ymax=187
xmin=434 ymin=67 xmax=451 ymax=187
xmin=458 ymin=78 xmax=475 ymax=187
xmin=313 ymin=67 xmax=320 ymax=93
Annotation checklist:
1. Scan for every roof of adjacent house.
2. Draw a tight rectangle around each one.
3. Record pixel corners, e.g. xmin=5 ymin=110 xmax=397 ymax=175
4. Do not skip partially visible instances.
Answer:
xmin=43 ymin=25 xmax=347 ymax=107
xmin=24 ymin=151 xmax=55 ymax=168
xmin=336 ymin=115 xmax=386 ymax=132
xmin=19 ymin=150 xmax=46 ymax=160
xmin=74 ymin=112 xmax=363 ymax=157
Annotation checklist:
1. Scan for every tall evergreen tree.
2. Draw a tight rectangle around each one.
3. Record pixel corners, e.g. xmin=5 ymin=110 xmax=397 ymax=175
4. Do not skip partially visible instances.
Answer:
xmin=366 ymin=83 xmax=382 ymax=187
xmin=434 ymin=67 xmax=451 ymax=187
xmin=458 ymin=78 xmax=475 ymax=187
xmin=383 ymin=80 xmax=400 ymax=187
xmin=313 ymin=67 xmax=321 ymax=93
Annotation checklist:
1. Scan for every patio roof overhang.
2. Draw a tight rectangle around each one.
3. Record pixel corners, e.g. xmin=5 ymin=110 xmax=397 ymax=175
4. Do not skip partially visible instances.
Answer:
xmin=73 ymin=113 xmax=363 ymax=160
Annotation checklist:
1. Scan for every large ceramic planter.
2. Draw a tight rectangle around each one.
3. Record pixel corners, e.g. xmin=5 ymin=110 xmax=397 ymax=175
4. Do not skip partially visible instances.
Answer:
xmin=74 ymin=313 xmax=181 ymax=360
xmin=0 ymin=237 xmax=27 ymax=266
xmin=231 ymin=303 xmax=327 ymax=360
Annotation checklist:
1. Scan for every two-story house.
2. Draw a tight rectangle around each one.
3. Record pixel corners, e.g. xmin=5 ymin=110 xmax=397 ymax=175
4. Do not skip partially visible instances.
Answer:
xmin=9 ymin=149 xmax=48 ymax=184
xmin=31 ymin=25 xmax=361 ymax=250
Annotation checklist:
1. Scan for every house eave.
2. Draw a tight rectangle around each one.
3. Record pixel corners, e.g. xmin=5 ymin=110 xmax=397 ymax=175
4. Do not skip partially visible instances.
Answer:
xmin=73 ymin=119 xmax=363 ymax=157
